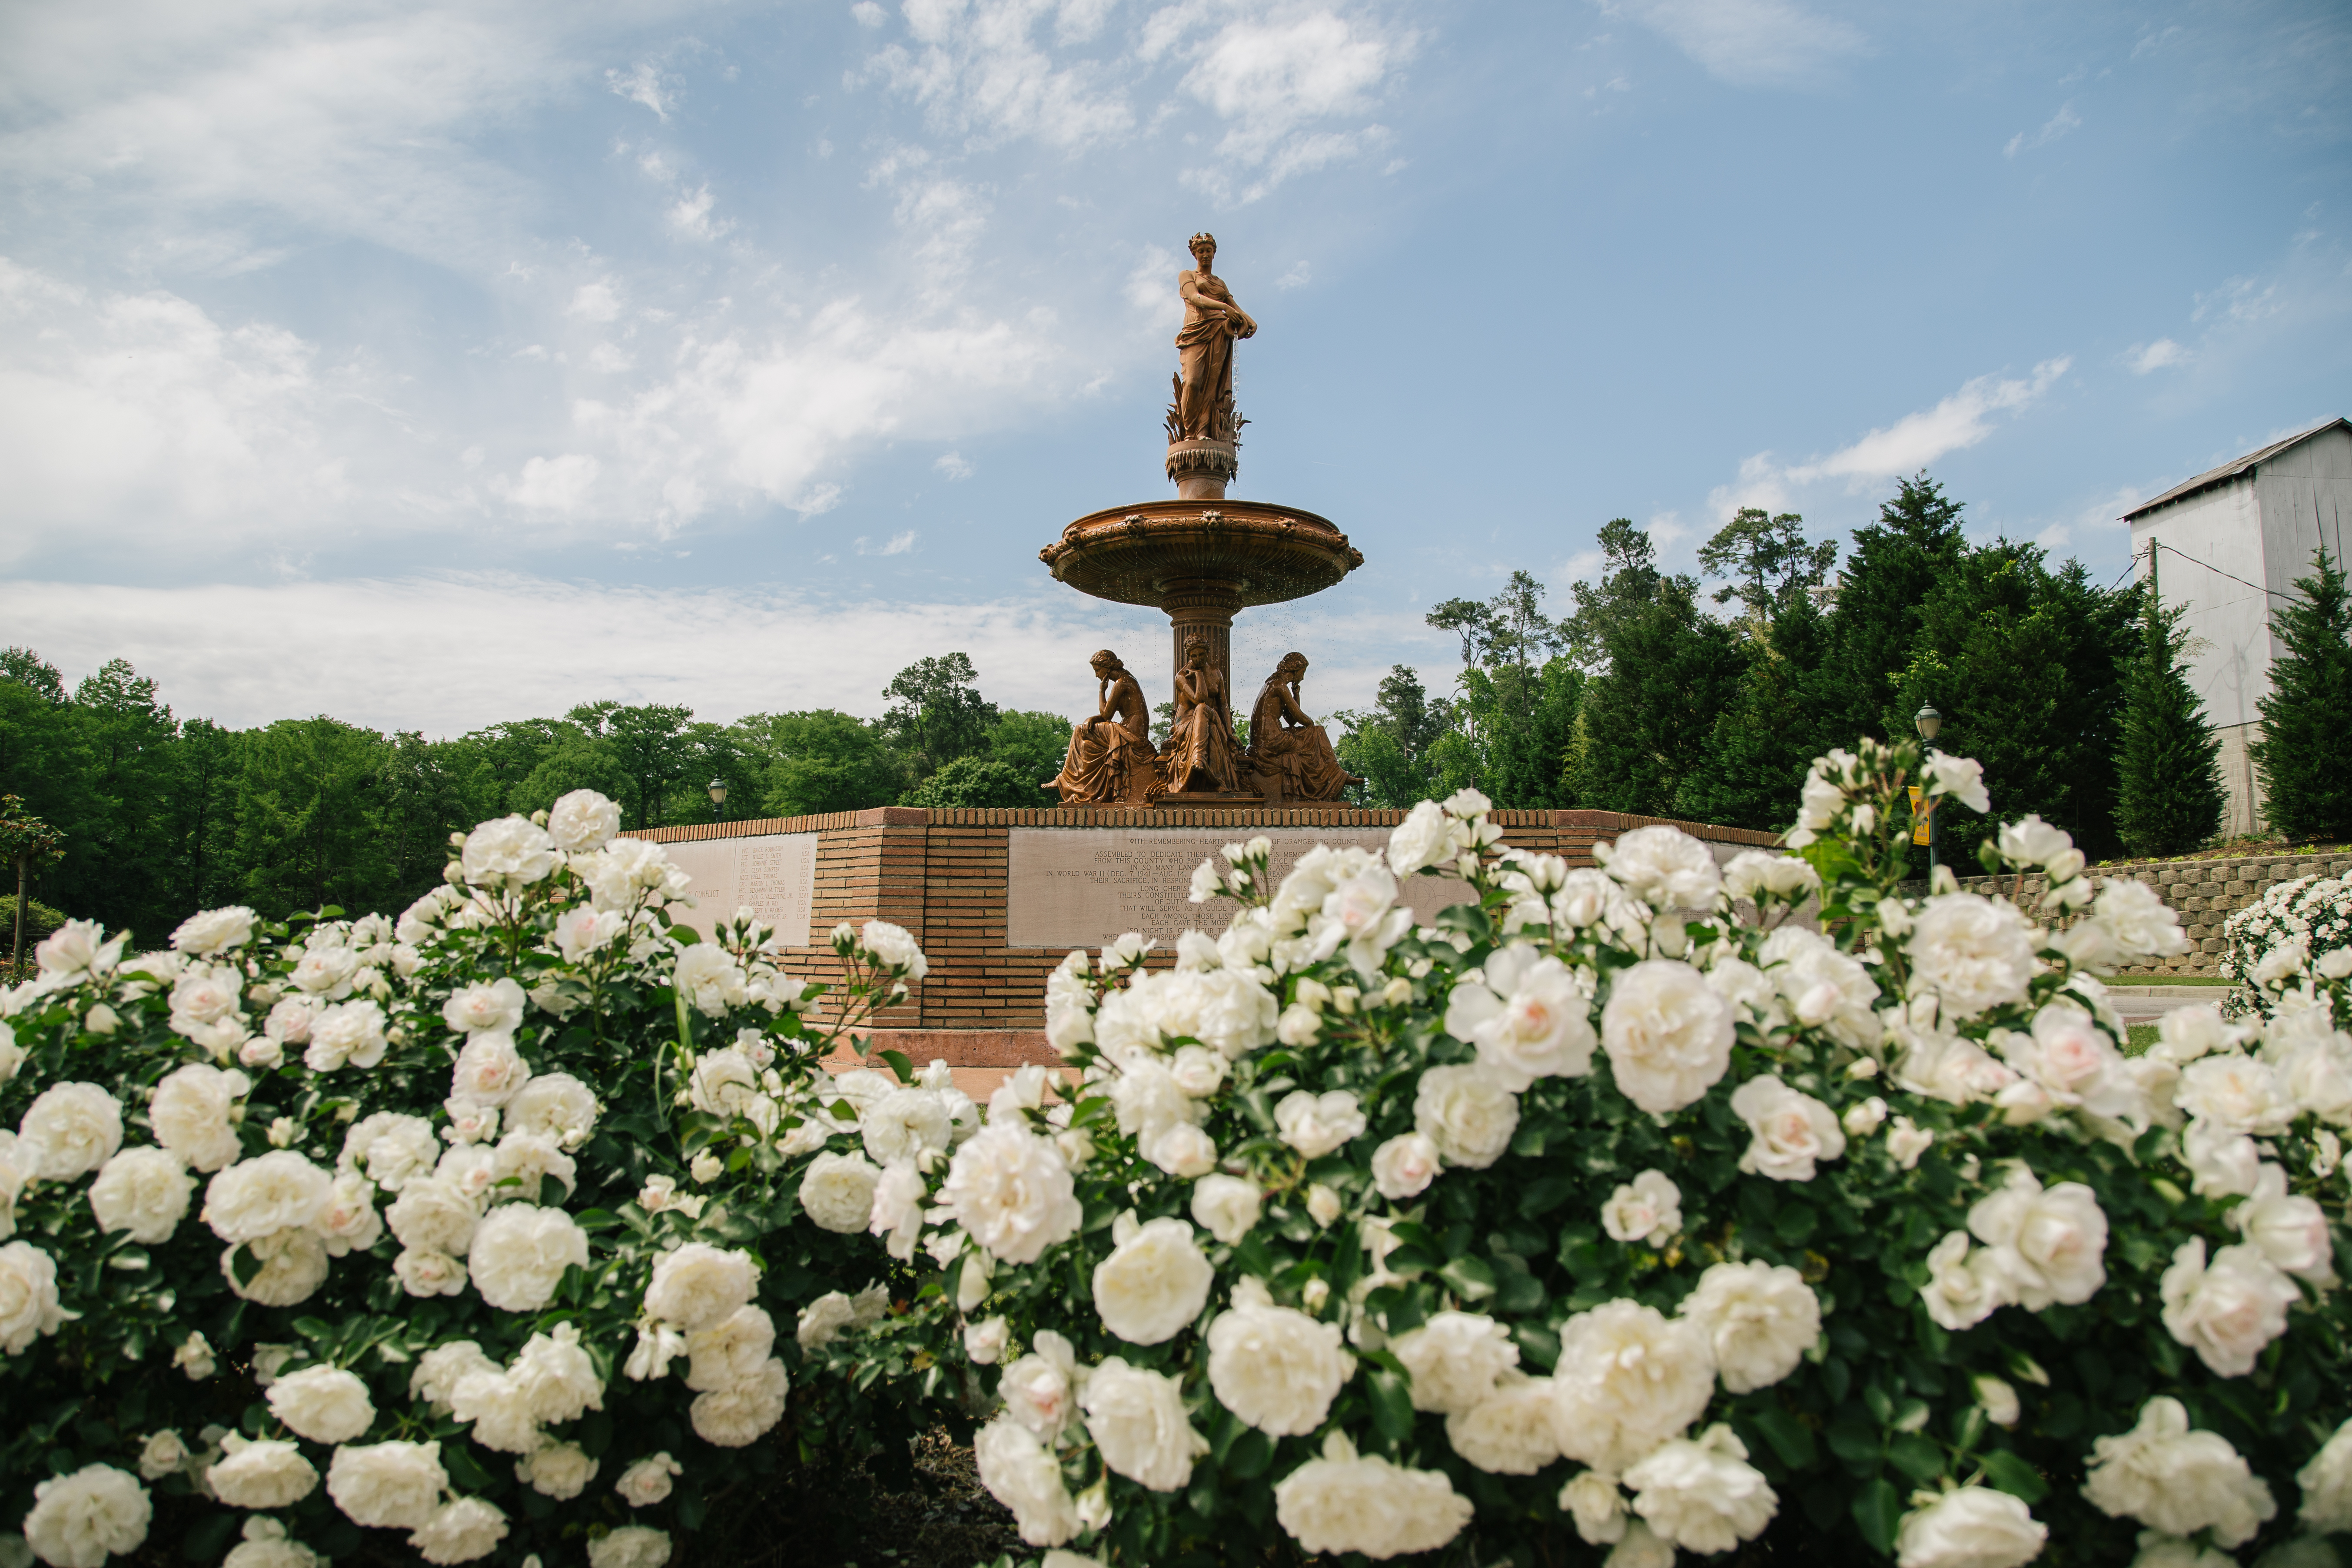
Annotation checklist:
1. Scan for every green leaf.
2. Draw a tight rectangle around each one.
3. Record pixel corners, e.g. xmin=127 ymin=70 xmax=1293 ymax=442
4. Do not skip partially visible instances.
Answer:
xmin=1368 ymin=1368 xmax=1415 ymax=1444
xmin=1436 ymin=1256 xmax=1496 ymax=1302
xmin=879 ymin=1049 xmax=916 ymax=1084
xmin=1744 ymin=1404 xmax=1817 ymax=1469
xmin=181 ymin=1511 xmax=238 ymax=1563
xmin=1851 ymin=1478 xmax=1901 ymax=1555
xmin=1517 ymin=1174 xmax=1579 ymax=1218
xmin=1888 ymin=1433 xmax=1944 ymax=1485
xmin=1979 ymin=1449 xmax=2049 ymax=1504
xmin=1226 ymin=1427 xmax=1272 ymax=1481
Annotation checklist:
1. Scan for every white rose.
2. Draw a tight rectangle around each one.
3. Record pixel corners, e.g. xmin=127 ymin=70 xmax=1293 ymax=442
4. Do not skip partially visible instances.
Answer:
xmin=135 ymin=1431 xmax=187 ymax=1483
xmin=858 ymin=919 xmax=928 ymax=978
xmin=1560 ymin=1470 xmax=1629 ymax=1545
xmin=266 ymin=1365 xmax=375 ymax=1443
xmin=204 ymin=1152 xmax=331 ymax=1245
xmin=173 ymin=1331 xmax=216 ymax=1381
xmin=1722 ymin=850 xmax=1820 ymax=904
xmin=1729 ymin=1074 xmax=1846 ymax=1182
xmin=1169 ymin=1044 xmax=1227 ymax=1098
xmin=467 ymin=1204 xmax=588 ymax=1312
xmin=222 ymin=1228 xmax=330 ymax=1306
xmin=18 ymin=1082 xmax=124 ymax=1181
xmin=588 ymin=1526 xmax=673 ymax=1568
xmin=1907 ymin=894 xmax=2037 ymax=1019
xmin=1445 ymin=1375 xmax=1561 ymax=1475
xmin=1966 ymin=1168 xmax=2108 ymax=1310
xmin=1275 ymin=1090 xmax=1366 ymax=1159
xmin=327 ymin=1441 xmax=448 ymax=1531
xmin=1093 ymin=967 xmax=1277 ymax=1062
xmin=1887 ymin=1116 xmax=1935 ymax=1169
xmin=442 ymin=978 xmax=525 ymax=1039
xmin=1550 ymin=1299 xmax=1716 ymax=1472
xmin=34 ymin=920 xmax=121 ymax=979
xmin=643 ymin=1242 xmax=757 ymax=1332
xmin=797 ymin=1292 xmax=857 ymax=1349
xmin=339 ymin=1113 xmax=437 ymax=1192
xmin=2094 ymin=877 xmax=2188 ymax=958
xmin=975 ymin=1415 xmax=1081 ymax=1547
xmin=858 ymin=1088 xmax=949 ymax=1165
xmin=2232 ymin=1163 xmax=2337 ymax=1283
xmin=387 ymin=1179 xmax=479 ymax=1257
xmin=2277 ymin=1034 xmax=2352 ymax=1124
xmin=492 ymin=1132 xmax=576 ymax=1204
xmin=1919 ymin=1232 xmax=2009 ymax=1332
xmin=1190 ymin=1174 xmax=1262 ymax=1246
xmin=799 ymin=1152 xmax=882 ymax=1235
xmin=1678 ymin=1260 xmax=1820 ymax=1394
xmin=937 ymin=1124 xmax=1083 ymax=1266
xmin=1206 ymin=1290 xmax=1354 ymax=1435
xmin=316 ymin=1171 xmax=382 ymax=1256
xmin=513 ymin=1322 xmax=605 ymax=1423
xmin=2083 ymin=1396 xmax=2279 ymax=1547
xmin=2161 ymin=1238 xmax=2302 ymax=1377
xmin=1093 ymin=1215 xmax=1213 ymax=1345
xmin=287 ymin=944 xmax=358 ymax=998
xmin=1000 ymin=1330 xmax=1081 ymax=1439
xmin=1446 ymin=947 xmax=1597 ymax=1091
xmin=407 ymin=1498 xmax=508 ymax=1565
xmin=2177 ymin=1054 xmax=2296 ymax=1135
xmin=171 ymin=905 xmax=256 ymax=956
xmin=684 ymin=1306 xmax=775 ymax=1394
xmin=1145 ymin=1121 xmax=1218 ymax=1179
xmin=1603 ymin=826 xmax=1724 ymax=911
xmin=449 ymin=1032 xmax=532 ymax=1108
xmin=409 ymin=1342 xmax=498 ymax=1412
xmin=615 ymin=1453 xmax=682 ymax=1509
xmin=462 ymin=816 xmax=558 ymax=887
xmin=964 ymin=1316 xmax=1010 ymax=1365
xmin=516 ymin=1442 xmax=600 ymax=1501
xmin=87 ymin=1148 xmax=194 ymax=1244
xmin=1894 ymin=1485 xmax=2047 ymax=1568
xmin=1371 ymin=1133 xmax=1442 ymax=1201
xmin=1388 ymin=801 xmax=1459 ymax=877
xmin=448 ymin=1370 xmax=541 ymax=1454
xmin=304 ymin=1001 xmax=389 ymax=1072
xmin=150 ymin=1065 xmax=249 ymax=1173
xmin=208 ymin=1437 xmax=319 ymax=1509
xmin=1272 ymin=1432 xmax=1474 ymax=1559
xmin=1601 ymin=961 xmax=1735 ymax=1115
xmin=21 ymin=1464 xmax=149 ymax=1568
xmin=1843 ymin=1096 xmax=1889 ymax=1138
xmin=548 ymin=789 xmax=621 ymax=851
xmin=1601 ymin=1169 xmax=1682 ymax=1245
xmin=1389 ymin=1310 xmax=1518 ymax=1414
xmin=1412 ymin=1064 xmax=1520 ymax=1169
xmin=1624 ymin=1424 xmax=1777 ymax=1554
xmin=1081 ymin=1357 xmax=1206 ymax=1492
xmin=1758 ymin=925 xmax=1883 ymax=1050
xmin=2297 ymin=1416 xmax=2352 ymax=1532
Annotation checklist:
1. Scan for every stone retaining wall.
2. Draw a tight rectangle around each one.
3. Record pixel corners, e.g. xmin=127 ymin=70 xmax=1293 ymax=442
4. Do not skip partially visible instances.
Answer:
xmin=1916 ymin=851 xmax=2352 ymax=976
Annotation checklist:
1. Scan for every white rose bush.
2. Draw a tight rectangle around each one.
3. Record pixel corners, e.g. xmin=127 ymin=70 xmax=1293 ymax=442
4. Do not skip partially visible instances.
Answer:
xmin=822 ymin=739 xmax=2352 ymax=1566
xmin=0 ymin=791 xmax=934 ymax=1568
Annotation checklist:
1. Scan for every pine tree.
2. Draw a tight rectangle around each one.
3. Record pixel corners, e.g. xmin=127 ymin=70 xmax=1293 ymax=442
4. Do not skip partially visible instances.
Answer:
xmin=1821 ymin=475 xmax=1967 ymax=742
xmin=2251 ymin=545 xmax=2352 ymax=842
xmin=2113 ymin=550 xmax=2226 ymax=857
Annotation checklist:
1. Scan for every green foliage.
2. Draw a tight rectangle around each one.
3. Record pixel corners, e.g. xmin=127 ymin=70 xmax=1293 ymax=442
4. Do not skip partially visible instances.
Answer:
xmin=2251 ymin=545 xmax=2352 ymax=843
xmin=909 ymin=755 xmax=1050 ymax=809
xmin=742 ymin=709 xmax=906 ymax=819
xmin=881 ymin=652 xmax=1000 ymax=777
xmin=1568 ymin=568 xmax=1746 ymax=814
xmin=987 ymin=710 xmax=1079 ymax=791
xmin=2113 ymin=588 xmax=2227 ymax=857
xmin=1697 ymin=506 xmax=1838 ymax=626
xmin=1673 ymin=580 xmax=1841 ymax=831
xmin=1335 ymin=666 xmax=1457 ymax=808
xmin=1822 ymin=474 xmax=1968 ymax=743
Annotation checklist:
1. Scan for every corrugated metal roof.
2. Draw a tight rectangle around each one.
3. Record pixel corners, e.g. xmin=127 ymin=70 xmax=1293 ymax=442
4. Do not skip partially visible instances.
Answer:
xmin=2122 ymin=415 xmax=2352 ymax=521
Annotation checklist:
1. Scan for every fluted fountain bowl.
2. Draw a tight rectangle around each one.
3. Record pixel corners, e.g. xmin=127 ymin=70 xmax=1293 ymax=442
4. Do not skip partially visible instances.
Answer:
xmin=1038 ymin=499 xmax=1363 ymax=609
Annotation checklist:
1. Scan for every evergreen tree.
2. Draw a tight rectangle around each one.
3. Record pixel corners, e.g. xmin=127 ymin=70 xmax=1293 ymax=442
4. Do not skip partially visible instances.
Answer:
xmin=1569 ymin=575 xmax=1746 ymax=815
xmin=2113 ymin=555 xmax=2226 ymax=857
xmin=2251 ymin=545 xmax=2352 ymax=842
xmin=1561 ymin=519 xmax=1664 ymax=671
xmin=1334 ymin=666 xmax=1455 ymax=808
xmin=1822 ymin=475 xmax=1967 ymax=741
xmin=1674 ymin=581 xmax=1839 ymax=831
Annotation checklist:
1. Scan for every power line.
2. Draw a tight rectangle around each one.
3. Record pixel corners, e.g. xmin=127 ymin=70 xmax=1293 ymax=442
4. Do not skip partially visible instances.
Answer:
xmin=2150 ymin=539 xmax=2298 ymax=603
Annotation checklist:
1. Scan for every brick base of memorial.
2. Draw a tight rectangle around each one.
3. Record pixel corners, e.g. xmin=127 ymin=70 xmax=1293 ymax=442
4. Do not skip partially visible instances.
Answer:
xmin=629 ymin=805 xmax=1781 ymax=1095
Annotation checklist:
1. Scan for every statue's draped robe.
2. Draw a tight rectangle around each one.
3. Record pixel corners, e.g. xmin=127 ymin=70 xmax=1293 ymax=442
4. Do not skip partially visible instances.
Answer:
xmin=1246 ymin=679 xmax=1352 ymax=802
xmin=1046 ymin=678 xmax=1156 ymax=804
xmin=1163 ymin=665 xmax=1240 ymax=793
xmin=1175 ymin=272 xmax=1242 ymax=440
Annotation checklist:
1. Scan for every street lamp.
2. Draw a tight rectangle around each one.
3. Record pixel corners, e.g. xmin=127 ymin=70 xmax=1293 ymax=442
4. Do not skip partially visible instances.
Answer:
xmin=1913 ymin=705 xmax=1942 ymax=875
xmin=708 ymin=777 xmax=728 ymax=821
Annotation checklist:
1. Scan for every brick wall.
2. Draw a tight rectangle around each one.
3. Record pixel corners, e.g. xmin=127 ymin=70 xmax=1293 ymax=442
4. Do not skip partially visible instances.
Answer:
xmin=1913 ymin=851 xmax=2352 ymax=976
xmin=629 ymin=807 xmax=1780 ymax=1035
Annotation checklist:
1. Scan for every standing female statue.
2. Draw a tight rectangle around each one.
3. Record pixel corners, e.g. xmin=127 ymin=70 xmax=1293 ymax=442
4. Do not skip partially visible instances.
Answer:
xmin=1173 ymin=233 xmax=1256 ymax=442
xmin=1244 ymin=652 xmax=1360 ymax=803
xmin=1045 ymin=650 xmax=1156 ymax=805
xmin=1160 ymin=634 xmax=1240 ymax=794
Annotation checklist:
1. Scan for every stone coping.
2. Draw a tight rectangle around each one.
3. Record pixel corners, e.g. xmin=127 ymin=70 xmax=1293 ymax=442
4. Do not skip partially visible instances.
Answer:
xmin=632 ymin=806 xmax=1785 ymax=844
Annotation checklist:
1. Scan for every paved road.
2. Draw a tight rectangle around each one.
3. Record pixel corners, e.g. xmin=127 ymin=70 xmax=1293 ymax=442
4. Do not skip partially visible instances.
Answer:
xmin=2104 ymin=987 xmax=2241 ymax=1024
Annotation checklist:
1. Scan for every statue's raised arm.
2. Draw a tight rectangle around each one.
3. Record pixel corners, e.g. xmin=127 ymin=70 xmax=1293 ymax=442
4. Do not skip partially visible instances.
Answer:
xmin=1172 ymin=232 xmax=1254 ymax=444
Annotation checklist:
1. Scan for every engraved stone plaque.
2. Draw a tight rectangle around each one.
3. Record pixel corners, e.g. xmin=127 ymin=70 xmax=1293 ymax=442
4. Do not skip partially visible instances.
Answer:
xmin=1006 ymin=827 xmax=1475 ymax=949
xmin=658 ymin=833 xmax=819 ymax=947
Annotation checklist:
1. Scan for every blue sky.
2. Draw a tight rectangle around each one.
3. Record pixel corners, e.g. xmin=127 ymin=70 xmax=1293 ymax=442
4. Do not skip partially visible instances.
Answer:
xmin=1 ymin=0 xmax=2346 ymax=734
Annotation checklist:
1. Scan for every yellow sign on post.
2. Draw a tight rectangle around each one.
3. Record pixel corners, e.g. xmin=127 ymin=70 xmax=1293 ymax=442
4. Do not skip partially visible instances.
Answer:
xmin=1907 ymin=785 xmax=1935 ymax=846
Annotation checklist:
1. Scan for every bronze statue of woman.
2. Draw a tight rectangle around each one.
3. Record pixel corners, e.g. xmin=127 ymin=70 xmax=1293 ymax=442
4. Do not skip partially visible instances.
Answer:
xmin=1173 ymin=232 xmax=1256 ymax=442
xmin=1045 ymin=649 xmax=1156 ymax=805
xmin=1245 ymin=651 xmax=1359 ymax=802
xmin=1160 ymin=633 xmax=1240 ymax=793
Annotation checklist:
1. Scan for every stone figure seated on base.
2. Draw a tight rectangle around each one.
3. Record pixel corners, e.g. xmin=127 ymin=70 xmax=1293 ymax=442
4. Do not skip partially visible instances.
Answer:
xmin=1158 ymin=634 xmax=1241 ymax=794
xmin=1045 ymin=650 xmax=1158 ymax=806
xmin=1242 ymin=651 xmax=1362 ymax=804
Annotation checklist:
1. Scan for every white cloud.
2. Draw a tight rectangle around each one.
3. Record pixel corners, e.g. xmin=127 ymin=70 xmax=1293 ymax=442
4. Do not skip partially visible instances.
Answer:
xmin=852 ymin=1 xmax=888 ymax=27
xmin=1277 ymin=260 xmax=1312 ymax=289
xmin=607 ymin=61 xmax=673 ymax=121
xmin=2127 ymin=338 xmax=2188 ymax=373
xmin=935 ymin=451 xmax=974 ymax=478
xmin=2003 ymin=102 xmax=2080 ymax=157
xmin=862 ymin=0 xmax=1135 ymax=148
xmin=667 ymin=184 xmax=732 ymax=241
xmin=1604 ymin=0 xmax=1865 ymax=89
xmin=569 ymin=282 xmax=625 ymax=322
xmin=858 ymin=530 xmax=919 ymax=555
xmin=499 ymin=454 xmax=602 ymax=512
xmin=1169 ymin=7 xmax=1411 ymax=203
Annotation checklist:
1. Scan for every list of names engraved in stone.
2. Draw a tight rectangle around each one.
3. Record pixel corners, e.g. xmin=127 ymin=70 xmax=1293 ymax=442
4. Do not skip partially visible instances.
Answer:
xmin=1006 ymin=828 xmax=1475 ymax=949
xmin=658 ymin=834 xmax=818 ymax=947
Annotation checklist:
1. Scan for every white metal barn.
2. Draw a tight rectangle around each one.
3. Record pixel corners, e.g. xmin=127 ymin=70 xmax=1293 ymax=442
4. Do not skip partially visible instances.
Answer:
xmin=2124 ymin=415 xmax=2352 ymax=837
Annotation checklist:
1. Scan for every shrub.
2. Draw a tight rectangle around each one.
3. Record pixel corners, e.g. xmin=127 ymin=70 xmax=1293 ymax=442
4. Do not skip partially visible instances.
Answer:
xmin=2224 ymin=876 xmax=2352 ymax=1016
xmin=832 ymin=740 xmax=2352 ymax=1566
xmin=0 ymin=791 xmax=927 ymax=1567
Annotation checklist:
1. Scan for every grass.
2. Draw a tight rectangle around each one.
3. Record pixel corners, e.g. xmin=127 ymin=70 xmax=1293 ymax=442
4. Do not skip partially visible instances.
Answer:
xmin=2111 ymin=974 xmax=2237 ymax=987
xmin=2126 ymin=1023 xmax=2159 ymax=1055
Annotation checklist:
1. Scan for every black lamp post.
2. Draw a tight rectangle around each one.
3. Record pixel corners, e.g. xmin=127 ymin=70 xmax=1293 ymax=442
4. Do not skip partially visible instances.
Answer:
xmin=708 ymin=777 xmax=728 ymax=822
xmin=1913 ymin=704 xmax=1942 ymax=875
